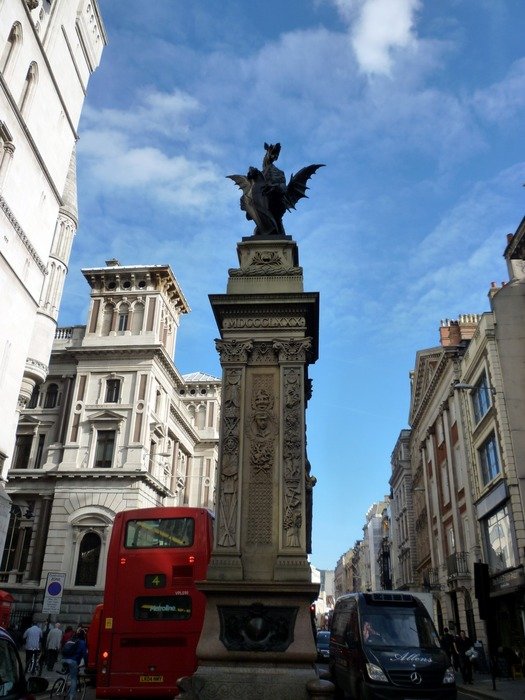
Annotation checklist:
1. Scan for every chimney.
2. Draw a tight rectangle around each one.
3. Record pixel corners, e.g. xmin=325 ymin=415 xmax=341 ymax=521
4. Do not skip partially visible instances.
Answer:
xmin=105 ymin=258 xmax=120 ymax=267
xmin=439 ymin=315 xmax=480 ymax=347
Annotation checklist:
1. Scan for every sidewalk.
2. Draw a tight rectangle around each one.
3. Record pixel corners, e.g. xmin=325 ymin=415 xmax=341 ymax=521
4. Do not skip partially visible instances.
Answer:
xmin=456 ymin=671 xmax=525 ymax=699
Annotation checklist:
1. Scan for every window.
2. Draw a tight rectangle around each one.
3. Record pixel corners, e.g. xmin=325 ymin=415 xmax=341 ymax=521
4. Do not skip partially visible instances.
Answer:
xmin=0 ymin=512 xmax=32 ymax=575
xmin=117 ymin=306 xmax=129 ymax=331
xmin=12 ymin=435 xmax=32 ymax=469
xmin=105 ymin=378 xmax=120 ymax=403
xmin=483 ymin=505 xmax=516 ymax=574
xmin=0 ymin=23 xmax=22 ymax=76
xmin=27 ymin=386 xmax=39 ymax=409
xmin=34 ymin=434 xmax=45 ymax=468
xmin=472 ymin=373 xmax=492 ymax=424
xmin=94 ymin=430 xmax=115 ymax=468
xmin=19 ymin=62 xmax=38 ymax=114
xmin=74 ymin=532 xmax=101 ymax=586
xmin=478 ymin=433 xmax=500 ymax=485
xmin=43 ymin=383 xmax=58 ymax=409
xmin=125 ymin=517 xmax=195 ymax=549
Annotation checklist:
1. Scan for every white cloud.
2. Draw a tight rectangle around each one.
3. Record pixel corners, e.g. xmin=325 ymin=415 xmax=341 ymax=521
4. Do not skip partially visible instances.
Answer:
xmin=472 ymin=58 xmax=525 ymax=124
xmin=331 ymin=0 xmax=421 ymax=75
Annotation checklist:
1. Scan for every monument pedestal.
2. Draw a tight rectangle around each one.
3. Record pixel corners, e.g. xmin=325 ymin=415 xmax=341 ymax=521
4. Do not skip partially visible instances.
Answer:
xmin=184 ymin=226 xmax=321 ymax=698
xmin=189 ymin=581 xmax=319 ymax=699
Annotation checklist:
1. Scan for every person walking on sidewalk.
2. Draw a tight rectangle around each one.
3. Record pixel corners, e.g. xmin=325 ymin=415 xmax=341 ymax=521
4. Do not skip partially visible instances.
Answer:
xmin=22 ymin=621 xmax=42 ymax=673
xmin=45 ymin=623 xmax=63 ymax=670
xmin=454 ymin=629 xmax=474 ymax=684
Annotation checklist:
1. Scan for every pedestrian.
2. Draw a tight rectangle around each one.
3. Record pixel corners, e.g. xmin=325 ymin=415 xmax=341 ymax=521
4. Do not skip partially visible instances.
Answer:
xmin=440 ymin=627 xmax=457 ymax=669
xmin=45 ymin=623 xmax=63 ymax=670
xmin=61 ymin=628 xmax=88 ymax=700
xmin=61 ymin=625 xmax=74 ymax=649
xmin=22 ymin=620 xmax=42 ymax=673
xmin=454 ymin=629 xmax=474 ymax=684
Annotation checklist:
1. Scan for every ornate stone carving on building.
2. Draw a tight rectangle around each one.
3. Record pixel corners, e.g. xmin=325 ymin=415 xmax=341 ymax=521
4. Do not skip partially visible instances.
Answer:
xmin=273 ymin=338 xmax=312 ymax=363
xmin=215 ymin=338 xmax=253 ymax=364
xmin=282 ymin=367 xmax=304 ymax=548
xmin=248 ymin=342 xmax=278 ymax=365
xmin=247 ymin=375 xmax=276 ymax=545
xmin=228 ymin=249 xmax=302 ymax=277
xmin=222 ymin=316 xmax=305 ymax=330
xmin=217 ymin=368 xmax=242 ymax=548
xmin=217 ymin=603 xmax=298 ymax=652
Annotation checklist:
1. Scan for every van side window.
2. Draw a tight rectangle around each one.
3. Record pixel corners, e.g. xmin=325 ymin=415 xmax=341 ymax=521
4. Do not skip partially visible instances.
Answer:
xmin=332 ymin=608 xmax=350 ymax=638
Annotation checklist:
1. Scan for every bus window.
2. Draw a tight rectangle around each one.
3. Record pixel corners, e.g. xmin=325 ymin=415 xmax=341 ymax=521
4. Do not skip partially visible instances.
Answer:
xmin=125 ymin=517 xmax=195 ymax=548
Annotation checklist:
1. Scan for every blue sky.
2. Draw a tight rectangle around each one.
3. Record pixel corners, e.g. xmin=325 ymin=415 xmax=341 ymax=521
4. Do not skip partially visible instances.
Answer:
xmin=58 ymin=0 xmax=525 ymax=571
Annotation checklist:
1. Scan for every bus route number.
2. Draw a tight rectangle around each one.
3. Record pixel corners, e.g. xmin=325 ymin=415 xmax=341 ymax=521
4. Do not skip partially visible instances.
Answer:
xmin=145 ymin=573 xmax=166 ymax=588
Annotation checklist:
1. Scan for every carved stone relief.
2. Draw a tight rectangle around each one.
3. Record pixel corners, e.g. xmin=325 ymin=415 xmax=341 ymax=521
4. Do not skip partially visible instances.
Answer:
xmin=217 ymin=368 xmax=242 ymax=548
xmin=229 ymin=249 xmax=302 ymax=277
xmin=222 ymin=316 xmax=305 ymax=330
xmin=282 ymin=367 xmax=304 ymax=548
xmin=215 ymin=338 xmax=253 ymax=364
xmin=246 ymin=374 xmax=276 ymax=544
xmin=273 ymin=338 xmax=312 ymax=363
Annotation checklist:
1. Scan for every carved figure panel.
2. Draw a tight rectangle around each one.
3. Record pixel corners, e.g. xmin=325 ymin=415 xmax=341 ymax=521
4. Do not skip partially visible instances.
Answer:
xmin=246 ymin=374 xmax=276 ymax=545
xmin=282 ymin=367 xmax=305 ymax=549
xmin=217 ymin=368 xmax=243 ymax=548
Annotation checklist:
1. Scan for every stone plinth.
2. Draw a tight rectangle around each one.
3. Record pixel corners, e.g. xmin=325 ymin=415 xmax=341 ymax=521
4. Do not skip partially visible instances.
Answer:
xmin=188 ymin=234 xmax=319 ymax=699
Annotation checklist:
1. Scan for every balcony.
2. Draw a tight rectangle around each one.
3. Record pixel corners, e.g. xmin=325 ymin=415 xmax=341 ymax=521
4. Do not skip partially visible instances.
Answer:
xmin=447 ymin=552 xmax=470 ymax=583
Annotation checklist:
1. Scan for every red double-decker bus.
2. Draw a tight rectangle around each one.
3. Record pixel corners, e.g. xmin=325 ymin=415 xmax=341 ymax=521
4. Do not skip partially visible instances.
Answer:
xmin=96 ymin=507 xmax=213 ymax=698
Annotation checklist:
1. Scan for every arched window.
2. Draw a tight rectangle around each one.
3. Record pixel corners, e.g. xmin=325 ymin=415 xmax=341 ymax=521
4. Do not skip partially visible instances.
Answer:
xmin=0 ymin=23 xmax=22 ymax=76
xmin=101 ymin=303 xmax=114 ymax=335
xmin=44 ymin=383 xmax=58 ymax=409
xmin=27 ymin=386 xmax=39 ymax=409
xmin=74 ymin=531 xmax=101 ymax=586
xmin=19 ymin=61 xmax=38 ymax=114
xmin=117 ymin=304 xmax=129 ymax=332
xmin=130 ymin=302 xmax=144 ymax=333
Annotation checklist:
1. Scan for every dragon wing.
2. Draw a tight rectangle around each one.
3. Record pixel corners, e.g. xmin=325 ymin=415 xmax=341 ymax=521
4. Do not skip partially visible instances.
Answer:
xmin=286 ymin=164 xmax=325 ymax=210
xmin=227 ymin=174 xmax=251 ymax=196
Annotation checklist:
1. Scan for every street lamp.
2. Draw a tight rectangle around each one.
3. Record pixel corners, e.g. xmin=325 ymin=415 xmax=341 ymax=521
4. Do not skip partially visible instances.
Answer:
xmin=453 ymin=381 xmax=496 ymax=395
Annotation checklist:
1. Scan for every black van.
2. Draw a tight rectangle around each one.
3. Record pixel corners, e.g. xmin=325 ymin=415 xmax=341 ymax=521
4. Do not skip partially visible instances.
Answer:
xmin=329 ymin=592 xmax=456 ymax=700
xmin=0 ymin=629 xmax=48 ymax=700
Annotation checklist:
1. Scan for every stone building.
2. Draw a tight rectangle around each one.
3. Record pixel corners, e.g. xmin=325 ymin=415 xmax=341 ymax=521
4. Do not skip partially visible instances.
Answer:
xmin=389 ymin=216 xmax=525 ymax=650
xmin=2 ymin=261 xmax=220 ymax=623
xmin=389 ymin=429 xmax=417 ymax=590
xmin=0 ymin=0 xmax=106 ymax=548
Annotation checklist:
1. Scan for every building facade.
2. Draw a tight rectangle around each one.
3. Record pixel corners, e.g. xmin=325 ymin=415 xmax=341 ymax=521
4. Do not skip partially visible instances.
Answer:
xmin=393 ymin=217 xmax=525 ymax=652
xmin=2 ymin=261 xmax=220 ymax=624
xmin=0 ymin=0 xmax=106 ymax=549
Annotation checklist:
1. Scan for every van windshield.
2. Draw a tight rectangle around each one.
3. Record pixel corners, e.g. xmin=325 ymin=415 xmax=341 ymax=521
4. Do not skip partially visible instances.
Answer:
xmin=362 ymin=609 xmax=440 ymax=649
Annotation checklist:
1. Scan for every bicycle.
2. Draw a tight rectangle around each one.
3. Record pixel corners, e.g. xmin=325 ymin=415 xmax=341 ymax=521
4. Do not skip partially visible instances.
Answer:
xmin=25 ymin=650 xmax=41 ymax=676
xmin=49 ymin=664 xmax=86 ymax=700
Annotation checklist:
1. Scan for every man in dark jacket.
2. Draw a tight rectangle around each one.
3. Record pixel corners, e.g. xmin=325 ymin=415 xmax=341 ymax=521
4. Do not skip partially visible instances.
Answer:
xmin=61 ymin=628 xmax=88 ymax=700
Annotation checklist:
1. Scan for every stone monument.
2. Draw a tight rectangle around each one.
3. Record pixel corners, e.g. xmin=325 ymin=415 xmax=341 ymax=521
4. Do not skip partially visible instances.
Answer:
xmin=181 ymin=144 xmax=324 ymax=699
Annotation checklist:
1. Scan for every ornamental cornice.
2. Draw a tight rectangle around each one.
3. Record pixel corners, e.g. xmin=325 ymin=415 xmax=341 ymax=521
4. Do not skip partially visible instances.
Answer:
xmin=7 ymin=468 xmax=173 ymax=498
xmin=0 ymin=195 xmax=47 ymax=274
xmin=410 ymin=348 xmax=458 ymax=429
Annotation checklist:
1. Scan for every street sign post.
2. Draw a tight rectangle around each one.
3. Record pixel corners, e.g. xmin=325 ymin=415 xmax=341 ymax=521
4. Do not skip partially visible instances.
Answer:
xmin=42 ymin=573 xmax=66 ymax=615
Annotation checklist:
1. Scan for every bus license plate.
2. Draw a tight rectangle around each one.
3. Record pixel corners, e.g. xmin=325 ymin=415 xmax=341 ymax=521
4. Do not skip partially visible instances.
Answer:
xmin=140 ymin=676 xmax=164 ymax=683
